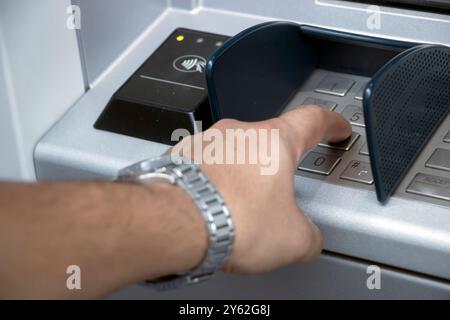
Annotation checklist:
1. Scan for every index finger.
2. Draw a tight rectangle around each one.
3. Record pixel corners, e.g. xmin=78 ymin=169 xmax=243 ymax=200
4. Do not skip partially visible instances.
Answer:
xmin=276 ymin=104 xmax=352 ymax=160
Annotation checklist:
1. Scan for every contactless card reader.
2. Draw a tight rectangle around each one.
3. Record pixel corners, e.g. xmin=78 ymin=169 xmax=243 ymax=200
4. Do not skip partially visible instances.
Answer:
xmin=95 ymin=28 xmax=229 ymax=145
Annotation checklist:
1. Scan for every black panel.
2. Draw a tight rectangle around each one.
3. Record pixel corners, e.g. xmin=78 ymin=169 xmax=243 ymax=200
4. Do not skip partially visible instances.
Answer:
xmin=95 ymin=28 xmax=229 ymax=145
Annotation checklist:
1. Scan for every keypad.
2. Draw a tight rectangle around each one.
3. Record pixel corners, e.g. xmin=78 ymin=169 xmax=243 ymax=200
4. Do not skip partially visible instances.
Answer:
xmin=295 ymin=72 xmax=450 ymax=205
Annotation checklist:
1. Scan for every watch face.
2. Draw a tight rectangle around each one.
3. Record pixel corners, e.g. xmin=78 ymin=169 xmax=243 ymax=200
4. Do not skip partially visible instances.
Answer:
xmin=118 ymin=156 xmax=168 ymax=177
xmin=117 ymin=155 xmax=186 ymax=183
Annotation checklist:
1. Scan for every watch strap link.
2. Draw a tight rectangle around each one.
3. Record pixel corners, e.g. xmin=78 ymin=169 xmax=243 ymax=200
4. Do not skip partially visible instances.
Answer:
xmin=149 ymin=160 xmax=234 ymax=290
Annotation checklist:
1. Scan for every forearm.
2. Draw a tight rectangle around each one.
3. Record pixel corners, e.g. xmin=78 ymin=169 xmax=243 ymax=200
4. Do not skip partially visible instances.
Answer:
xmin=0 ymin=181 xmax=207 ymax=299
xmin=0 ymin=106 xmax=347 ymax=299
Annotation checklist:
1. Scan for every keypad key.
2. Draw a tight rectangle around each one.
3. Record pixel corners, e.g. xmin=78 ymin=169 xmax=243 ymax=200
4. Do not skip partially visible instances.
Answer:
xmin=354 ymin=84 xmax=366 ymax=101
xmin=341 ymin=105 xmax=365 ymax=127
xmin=406 ymin=173 xmax=450 ymax=201
xmin=425 ymin=148 xmax=450 ymax=172
xmin=298 ymin=152 xmax=341 ymax=176
xmin=302 ymin=97 xmax=337 ymax=111
xmin=444 ymin=131 xmax=450 ymax=143
xmin=340 ymin=160 xmax=373 ymax=185
xmin=315 ymin=75 xmax=355 ymax=97
xmin=319 ymin=132 xmax=360 ymax=151
xmin=359 ymin=143 xmax=369 ymax=156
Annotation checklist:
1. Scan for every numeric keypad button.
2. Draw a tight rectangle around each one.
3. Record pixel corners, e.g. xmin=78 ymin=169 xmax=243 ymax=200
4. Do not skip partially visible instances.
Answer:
xmin=298 ymin=152 xmax=341 ymax=176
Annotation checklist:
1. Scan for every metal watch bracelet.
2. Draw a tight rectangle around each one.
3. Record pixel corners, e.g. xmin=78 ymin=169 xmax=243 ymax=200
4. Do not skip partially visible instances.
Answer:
xmin=117 ymin=156 xmax=235 ymax=290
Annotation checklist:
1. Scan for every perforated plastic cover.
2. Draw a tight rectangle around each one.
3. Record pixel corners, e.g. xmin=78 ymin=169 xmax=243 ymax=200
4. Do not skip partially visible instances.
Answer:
xmin=364 ymin=45 xmax=450 ymax=203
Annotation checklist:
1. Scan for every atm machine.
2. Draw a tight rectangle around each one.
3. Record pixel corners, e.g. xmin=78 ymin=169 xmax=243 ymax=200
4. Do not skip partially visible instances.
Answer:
xmin=1 ymin=0 xmax=450 ymax=299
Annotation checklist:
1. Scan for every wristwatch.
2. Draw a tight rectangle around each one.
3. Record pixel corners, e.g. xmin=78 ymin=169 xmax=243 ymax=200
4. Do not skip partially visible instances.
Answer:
xmin=116 ymin=155 xmax=235 ymax=290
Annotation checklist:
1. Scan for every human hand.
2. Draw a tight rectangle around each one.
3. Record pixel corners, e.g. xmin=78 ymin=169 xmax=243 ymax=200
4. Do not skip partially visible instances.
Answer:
xmin=170 ymin=105 xmax=351 ymax=273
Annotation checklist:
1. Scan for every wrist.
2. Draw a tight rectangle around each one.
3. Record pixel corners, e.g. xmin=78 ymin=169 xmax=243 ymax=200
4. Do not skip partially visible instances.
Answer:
xmin=116 ymin=155 xmax=234 ymax=289
xmin=133 ymin=181 xmax=208 ymax=280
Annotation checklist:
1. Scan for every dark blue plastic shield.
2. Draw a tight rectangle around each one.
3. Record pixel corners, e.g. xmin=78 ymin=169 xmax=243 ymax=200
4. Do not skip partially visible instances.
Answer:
xmin=364 ymin=45 xmax=450 ymax=203
xmin=206 ymin=22 xmax=315 ymax=122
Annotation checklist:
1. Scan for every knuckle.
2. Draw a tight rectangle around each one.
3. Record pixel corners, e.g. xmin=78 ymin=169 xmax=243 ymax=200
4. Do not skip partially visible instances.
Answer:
xmin=274 ymin=116 xmax=295 ymax=136
xmin=300 ymin=104 xmax=327 ymax=121
xmin=299 ymin=105 xmax=328 ymax=137
xmin=258 ymin=118 xmax=279 ymax=132
xmin=213 ymin=118 xmax=237 ymax=130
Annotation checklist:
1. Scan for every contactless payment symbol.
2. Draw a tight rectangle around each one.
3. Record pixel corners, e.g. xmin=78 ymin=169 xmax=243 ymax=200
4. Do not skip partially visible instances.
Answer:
xmin=173 ymin=55 xmax=207 ymax=73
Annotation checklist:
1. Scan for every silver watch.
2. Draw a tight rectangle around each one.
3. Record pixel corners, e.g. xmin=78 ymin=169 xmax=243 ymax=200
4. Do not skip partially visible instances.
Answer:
xmin=116 ymin=155 xmax=235 ymax=290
